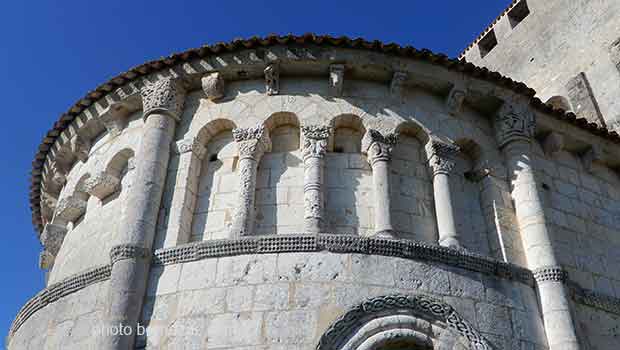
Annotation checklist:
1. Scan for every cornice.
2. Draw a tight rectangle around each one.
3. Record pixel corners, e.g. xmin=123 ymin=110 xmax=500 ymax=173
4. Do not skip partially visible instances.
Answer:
xmin=28 ymin=34 xmax=620 ymax=234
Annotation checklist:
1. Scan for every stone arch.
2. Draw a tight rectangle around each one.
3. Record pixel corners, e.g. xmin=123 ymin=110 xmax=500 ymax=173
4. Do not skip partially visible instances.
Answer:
xmin=317 ymin=294 xmax=492 ymax=350
xmin=390 ymin=120 xmax=436 ymax=242
xmin=192 ymin=119 xmax=238 ymax=241
xmin=104 ymin=148 xmax=135 ymax=178
xmin=254 ymin=112 xmax=304 ymax=234
xmin=329 ymin=114 xmax=366 ymax=153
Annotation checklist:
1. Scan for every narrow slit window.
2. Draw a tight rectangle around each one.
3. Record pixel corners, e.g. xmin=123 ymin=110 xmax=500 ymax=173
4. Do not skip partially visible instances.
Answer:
xmin=478 ymin=30 xmax=498 ymax=58
xmin=508 ymin=0 xmax=530 ymax=28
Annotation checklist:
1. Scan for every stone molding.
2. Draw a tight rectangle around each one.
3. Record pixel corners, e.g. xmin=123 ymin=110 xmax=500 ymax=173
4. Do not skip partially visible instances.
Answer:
xmin=201 ymin=72 xmax=225 ymax=101
xmin=426 ymin=139 xmax=460 ymax=177
xmin=362 ymin=129 xmax=399 ymax=165
xmin=317 ymin=294 xmax=492 ymax=350
xmin=109 ymin=244 xmax=151 ymax=265
xmin=152 ymin=234 xmax=534 ymax=285
xmin=494 ymin=102 xmax=536 ymax=148
xmin=301 ymin=125 xmax=331 ymax=160
xmin=264 ymin=63 xmax=280 ymax=95
xmin=83 ymin=172 xmax=121 ymax=200
xmin=329 ymin=64 xmax=345 ymax=96
xmin=572 ymin=287 xmax=620 ymax=316
xmin=173 ymin=137 xmax=207 ymax=159
xmin=532 ymin=266 xmax=568 ymax=283
xmin=232 ymin=125 xmax=272 ymax=160
xmin=140 ymin=77 xmax=186 ymax=121
xmin=9 ymin=265 xmax=111 ymax=337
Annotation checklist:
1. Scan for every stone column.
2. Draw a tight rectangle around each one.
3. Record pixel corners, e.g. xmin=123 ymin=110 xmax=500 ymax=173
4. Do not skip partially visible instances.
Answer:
xmin=301 ymin=125 xmax=331 ymax=233
xmin=102 ymin=77 xmax=185 ymax=350
xmin=495 ymin=102 xmax=580 ymax=350
xmin=161 ymin=137 xmax=206 ymax=248
xmin=362 ymin=129 xmax=398 ymax=236
xmin=426 ymin=140 xmax=461 ymax=248
xmin=229 ymin=125 xmax=271 ymax=237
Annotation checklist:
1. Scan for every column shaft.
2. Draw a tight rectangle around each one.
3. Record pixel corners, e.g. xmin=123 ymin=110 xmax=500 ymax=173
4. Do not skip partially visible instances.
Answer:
xmin=302 ymin=125 xmax=330 ymax=233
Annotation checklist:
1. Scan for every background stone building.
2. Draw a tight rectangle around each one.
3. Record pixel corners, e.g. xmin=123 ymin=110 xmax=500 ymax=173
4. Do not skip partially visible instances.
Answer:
xmin=7 ymin=4 xmax=620 ymax=349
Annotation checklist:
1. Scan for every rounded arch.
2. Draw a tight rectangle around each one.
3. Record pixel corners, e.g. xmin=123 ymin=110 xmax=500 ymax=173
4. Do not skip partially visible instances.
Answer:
xmin=195 ymin=118 xmax=238 ymax=146
xmin=328 ymin=114 xmax=366 ymax=153
xmin=104 ymin=148 xmax=135 ymax=178
xmin=395 ymin=119 xmax=431 ymax=145
xmin=263 ymin=112 xmax=301 ymax=152
xmin=263 ymin=111 xmax=300 ymax=131
xmin=454 ymin=138 xmax=482 ymax=171
xmin=317 ymin=294 xmax=492 ymax=350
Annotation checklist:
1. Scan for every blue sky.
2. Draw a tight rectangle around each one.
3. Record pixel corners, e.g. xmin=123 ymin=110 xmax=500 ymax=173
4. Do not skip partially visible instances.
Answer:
xmin=0 ymin=0 xmax=511 ymax=339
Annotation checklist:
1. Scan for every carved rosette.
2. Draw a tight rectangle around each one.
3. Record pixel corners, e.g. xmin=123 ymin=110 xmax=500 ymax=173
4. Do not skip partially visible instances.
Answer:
xmin=84 ymin=172 xmax=121 ymax=200
xmin=390 ymin=71 xmax=408 ymax=97
xmin=202 ymin=72 xmax=225 ymax=101
xmin=446 ymin=88 xmax=466 ymax=115
xmin=362 ymin=129 xmax=398 ymax=165
xmin=232 ymin=125 xmax=272 ymax=161
xmin=39 ymin=223 xmax=68 ymax=269
xmin=54 ymin=196 xmax=87 ymax=223
xmin=533 ymin=266 xmax=568 ymax=284
xmin=329 ymin=64 xmax=345 ymax=96
xmin=174 ymin=138 xmax=207 ymax=160
xmin=264 ymin=64 xmax=280 ymax=95
xmin=494 ymin=102 xmax=536 ymax=148
xmin=426 ymin=140 xmax=460 ymax=177
xmin=140 ymin=77 xmax=186 ymax=121
xmin=301 ymin=125 xmax=331 ymax=160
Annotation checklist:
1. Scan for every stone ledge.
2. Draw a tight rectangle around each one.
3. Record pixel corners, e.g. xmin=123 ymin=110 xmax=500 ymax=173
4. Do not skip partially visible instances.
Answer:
xmin=152 ymin=233 xmax=535 ymax=286
xmin=8 ymin=265 xmax=111 ymax=337
xmin=571 ymin=285 xmax=620 ymax=316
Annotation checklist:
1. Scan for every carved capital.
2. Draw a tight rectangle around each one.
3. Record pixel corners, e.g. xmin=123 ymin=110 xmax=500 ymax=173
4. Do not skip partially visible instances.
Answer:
xmin=426 ymin=140 xmax=460 ymax=177
xmin=301 ymin=125 xmax=331 ymax=160
xmin=233 ymin=125 xmax=272 ymax=160
xmin=390 ymin=71 xmax=407 ymax=98
xmin=39 ymin=223 xmax=68 ymax=269
xmin=533 ymin=266 xmax=567 ymax=284
xmin=55 ymin=196 xmax=87 ymax=223
xmin=362 ymin=129 xmax=398 ymax=165
xmin=202 ymin=72 xmax=225 ymax=101
xmin=140 ymin=77 xmax=186 ymax=121
xmin=174 ymin=138 xmax=207 ymax=159
xmin=264 ymin=64 xmax=280 ymax=95
xmin=446 ymin=87 xmax=466 ymax=115
xmin=494 ymin=102 xmax=536 ymax=148
xmin=329 ymin=64 xmax=345 ymax=96
xmin=84 ymin=172 xmax=120 ymax=200
xmin=70 ymin=135 xmax=91 ymax=162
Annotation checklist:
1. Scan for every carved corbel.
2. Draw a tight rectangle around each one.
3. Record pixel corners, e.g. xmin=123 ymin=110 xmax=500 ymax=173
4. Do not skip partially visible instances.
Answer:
xmin=390 ymin=71 xmax=408 ymax=99
xmin=362 ymin=129 xmax=399 ymax=165
xmin=202 ymin=72 xmax=225 ymax=101
xmin=329 ymin=64 xmax=345 ymax=97
xmin=39 ymin=223 xmax=68 ymax=270
xmin=582 ymin=145 xmax=603 ymax=173
xmin=140 ymin=77 xmax=186 ymax=121
xmin=84 ymin=172 xmax=121 ymax=200
xmin=100 ymin=102 xmax=130 ymax=137
xmin=542 ymin=132 xmax=565 ymax=157
xmin=446 ymin=86 xmax=466 ymax=115
xmin=70 ymin=135 xmax=91 ymax=162
xmin=494 ymin=101 xmax=536 ymax=148
xmin=264 ymin=63 xmax=280 ymax=95
xmin=174 ymin=138 xmax=207 ymax=160
xmin=50 ymin=161 xmax=68 ymax=187
xmin=54 ymin=196 xmax=87 ymax=223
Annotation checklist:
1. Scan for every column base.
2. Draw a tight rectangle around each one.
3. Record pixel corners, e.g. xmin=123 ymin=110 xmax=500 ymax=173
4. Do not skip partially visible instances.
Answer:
xmin=438 ymin=237 xmax=462 ymax=249
xmin=375 ymin=229 xmax=396 ymax=238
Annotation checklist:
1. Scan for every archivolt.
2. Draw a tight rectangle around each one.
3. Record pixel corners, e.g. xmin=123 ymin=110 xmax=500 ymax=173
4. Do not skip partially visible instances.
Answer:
xmin=317 ymin=294 xmax=492 ymax=350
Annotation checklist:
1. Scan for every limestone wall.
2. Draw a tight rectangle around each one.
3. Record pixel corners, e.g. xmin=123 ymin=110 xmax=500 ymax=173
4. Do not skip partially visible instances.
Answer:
xmin=463 ymin=0 xmax=620 ymax=127
xmin=139 ymin=252 xmax=546 ymax=349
